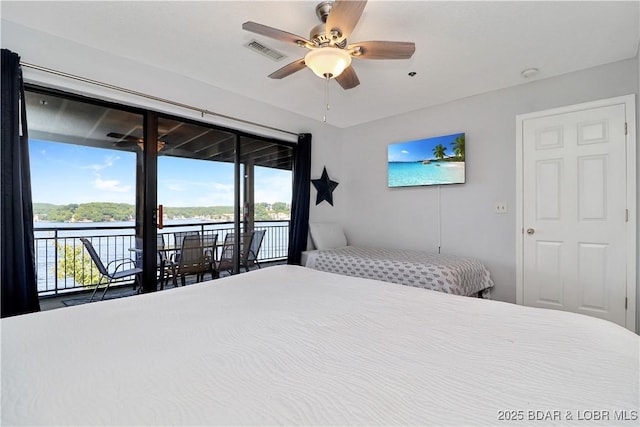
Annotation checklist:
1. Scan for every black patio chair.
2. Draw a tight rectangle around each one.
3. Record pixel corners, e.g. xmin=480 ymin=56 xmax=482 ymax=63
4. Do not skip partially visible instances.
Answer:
xmin=157 ymin=234 xmax=176 ymax=289
xmin=173 ymin=231 xmax=199 ymax=264
xmin=214 ymin=232 xmax=250 ymax=278
xmin=173 ymin=234 xmax=210 ymax=286
xmin=80 ymin=238 xmax=143 ymax=302
xmin=241 ymin=229 xmax=266 ymax=271
xmin=201 ymin=233 xmax=218 ymax=281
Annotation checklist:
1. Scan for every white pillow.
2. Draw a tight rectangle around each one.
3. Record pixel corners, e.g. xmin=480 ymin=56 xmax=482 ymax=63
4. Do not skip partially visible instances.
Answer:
xmin=309 ymin=222 xmax=348 ymax=250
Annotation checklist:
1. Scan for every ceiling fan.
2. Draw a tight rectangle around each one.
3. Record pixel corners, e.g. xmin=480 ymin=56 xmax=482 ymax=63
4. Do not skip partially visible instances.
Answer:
xmin=107 ymin=132 xmax=167 ymax=152
xmin=242 ymin=0 xmax=415 ymax=90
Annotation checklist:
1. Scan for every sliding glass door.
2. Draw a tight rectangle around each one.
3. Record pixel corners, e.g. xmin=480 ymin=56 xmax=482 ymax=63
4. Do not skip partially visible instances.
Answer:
xmin=240 ymin=136 xmax=293 ymax=266
xmin=156 ymin=117 xmax=237 ymax=278
xmin=26 ymin=85 xmax=296 ymax=297
xmin=25 ymin=88 xmax=144 ymax=296
xmin=155 ymin=118 xmax=294 ymax=277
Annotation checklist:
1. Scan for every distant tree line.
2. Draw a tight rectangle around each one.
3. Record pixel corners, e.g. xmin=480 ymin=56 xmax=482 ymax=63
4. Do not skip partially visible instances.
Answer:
xmin=33 ymin=202 xmax=290 ymax=222
xmin=33 ymin=202 xmax=134 ymax=222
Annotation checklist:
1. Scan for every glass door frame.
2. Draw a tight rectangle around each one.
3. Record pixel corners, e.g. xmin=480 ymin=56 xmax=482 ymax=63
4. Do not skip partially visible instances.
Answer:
xmin=137 ymin=112 xmax=158 ymax=293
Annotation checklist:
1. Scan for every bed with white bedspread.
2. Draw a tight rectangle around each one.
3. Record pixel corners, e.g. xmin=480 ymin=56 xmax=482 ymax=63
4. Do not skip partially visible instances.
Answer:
xmin=304 ymin=246 xmax=494 ymax=297
xmin=2 ymin=265 xmax=638 ymax=426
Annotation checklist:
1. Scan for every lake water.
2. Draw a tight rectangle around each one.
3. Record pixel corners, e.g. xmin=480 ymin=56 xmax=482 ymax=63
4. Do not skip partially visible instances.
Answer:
xmin=388 ymin=162 xmax=465 ymax=187
xmin=34 ymin=219 xmax=289 ymax=294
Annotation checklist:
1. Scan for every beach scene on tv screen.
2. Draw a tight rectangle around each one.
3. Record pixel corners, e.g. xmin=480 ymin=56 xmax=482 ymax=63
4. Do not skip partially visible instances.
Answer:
xmin=388 ymin=132 xmax=465 ymax=187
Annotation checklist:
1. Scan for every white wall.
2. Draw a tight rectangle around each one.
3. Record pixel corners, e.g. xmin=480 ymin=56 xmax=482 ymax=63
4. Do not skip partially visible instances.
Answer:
xmin=334 ymin=59 xmax=639 ymax=304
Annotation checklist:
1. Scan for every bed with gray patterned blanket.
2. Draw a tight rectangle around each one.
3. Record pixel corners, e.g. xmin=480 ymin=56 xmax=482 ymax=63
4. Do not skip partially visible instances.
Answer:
xmin=304 ymin=246 xmax=494 ymax=298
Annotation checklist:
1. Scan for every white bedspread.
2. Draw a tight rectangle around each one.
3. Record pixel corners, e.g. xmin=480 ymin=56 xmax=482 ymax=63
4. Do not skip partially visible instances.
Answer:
xmin=2 ymin=265 xmax=638 ymax=426
xmin=305 ymin=246 xmax=494 ymax=297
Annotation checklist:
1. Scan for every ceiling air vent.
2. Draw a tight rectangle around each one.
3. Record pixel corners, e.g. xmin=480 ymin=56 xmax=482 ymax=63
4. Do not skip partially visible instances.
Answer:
xmin=245 ymin=39 xmax=286 ymax=62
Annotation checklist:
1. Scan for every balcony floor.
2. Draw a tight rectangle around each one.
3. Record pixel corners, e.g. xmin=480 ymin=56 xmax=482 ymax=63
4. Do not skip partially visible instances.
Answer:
xmin=39 ymin=261 xmax=285 ymax=311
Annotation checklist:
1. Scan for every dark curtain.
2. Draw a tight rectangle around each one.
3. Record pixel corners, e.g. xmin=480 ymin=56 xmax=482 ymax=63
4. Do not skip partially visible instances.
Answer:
xmin=1 ymin=49 xmax=40 ymax=317
xmin=287 ymin=133 xmax=312 ymax=265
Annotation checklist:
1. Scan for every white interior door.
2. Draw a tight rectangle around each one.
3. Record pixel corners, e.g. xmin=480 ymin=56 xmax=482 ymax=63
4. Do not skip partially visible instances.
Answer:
xmin=516 ymin=95 xmax=636 ymax=331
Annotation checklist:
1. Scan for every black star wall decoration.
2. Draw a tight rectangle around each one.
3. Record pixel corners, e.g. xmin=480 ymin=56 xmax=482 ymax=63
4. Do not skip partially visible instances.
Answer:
xmin=311 ymin=167 xmax=339 ymax=206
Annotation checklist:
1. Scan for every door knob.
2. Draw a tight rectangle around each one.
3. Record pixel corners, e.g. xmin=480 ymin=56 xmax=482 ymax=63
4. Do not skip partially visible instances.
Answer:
xmin=526 ymin=228 xmax=535 ymax=235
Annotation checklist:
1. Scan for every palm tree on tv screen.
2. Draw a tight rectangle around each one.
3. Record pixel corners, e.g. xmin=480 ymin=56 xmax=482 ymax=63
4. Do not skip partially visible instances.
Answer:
xmin=433 ymin=144 xmax=447 ymax=160
xmin=451 ymin=134 xmax=465 ymax=161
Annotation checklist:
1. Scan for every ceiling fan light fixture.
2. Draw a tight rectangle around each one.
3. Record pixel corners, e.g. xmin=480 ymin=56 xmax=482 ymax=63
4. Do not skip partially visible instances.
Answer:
xmin=304 ymin=48 xmax=352 ymax=79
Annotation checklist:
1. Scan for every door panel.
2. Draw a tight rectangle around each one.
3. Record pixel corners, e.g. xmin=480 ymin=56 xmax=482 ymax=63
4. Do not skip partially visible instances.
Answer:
xmin=522 ymin=103 xmax=627 ymax=326
xmin=577 ymin=242 xmax=608 ymax=312
xmin=536 ymin=159 xmax=562 ymax=220
xmin=578 ymin=155 xmax=607 ymax=220
xmin=534 ymin=240 xmax=564 ymax=307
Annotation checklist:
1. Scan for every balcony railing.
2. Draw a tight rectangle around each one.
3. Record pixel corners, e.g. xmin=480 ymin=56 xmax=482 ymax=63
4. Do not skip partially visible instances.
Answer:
xmin=34 ymin=220 xmax=289 ymax=297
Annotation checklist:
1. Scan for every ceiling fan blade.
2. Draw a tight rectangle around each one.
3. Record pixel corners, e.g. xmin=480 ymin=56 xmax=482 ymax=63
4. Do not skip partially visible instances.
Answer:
xmin=335 ymin=65 xmax=360 ymax=90
xmin=351 ymin=41 xmax=415 ymax=59
xmin=268 ymin=59 xmax=307 ymax=79
xmin=107 ymin=132 xmax=141 ymax=144
xmin=326 ymin=0 xmax=367 ymax=42
xmin=242 ymin=21 xmax=311 ymax=47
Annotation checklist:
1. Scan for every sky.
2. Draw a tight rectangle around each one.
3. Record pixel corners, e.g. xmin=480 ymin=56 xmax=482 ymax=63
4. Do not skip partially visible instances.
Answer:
xmin=387 ymin=132 xmax=464 ymax=162
xmin=29 ymin=139 xmax=292 ymax=206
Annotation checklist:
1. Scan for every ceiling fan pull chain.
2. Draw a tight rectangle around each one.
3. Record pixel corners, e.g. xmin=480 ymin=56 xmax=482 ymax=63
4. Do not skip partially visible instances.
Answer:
xmin=323 ymin=75 xmax=330 ymax=123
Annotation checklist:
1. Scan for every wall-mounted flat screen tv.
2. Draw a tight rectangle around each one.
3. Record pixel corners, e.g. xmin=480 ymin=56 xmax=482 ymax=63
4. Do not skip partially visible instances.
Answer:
xmin=388 ymin=132 xmax=465 ymax=187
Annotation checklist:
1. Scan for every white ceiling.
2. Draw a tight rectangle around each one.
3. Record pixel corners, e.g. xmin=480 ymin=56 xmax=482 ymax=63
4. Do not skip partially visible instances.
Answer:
xmin=2 ymin=1 xmax=639 ymax=128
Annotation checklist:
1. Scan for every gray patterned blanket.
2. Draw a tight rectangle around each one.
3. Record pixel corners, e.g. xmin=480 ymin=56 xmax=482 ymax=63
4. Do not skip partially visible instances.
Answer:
xmin=304 ymin=246 xmax=494 ymax=298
